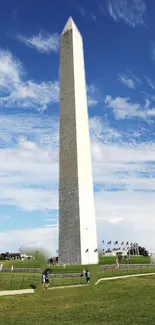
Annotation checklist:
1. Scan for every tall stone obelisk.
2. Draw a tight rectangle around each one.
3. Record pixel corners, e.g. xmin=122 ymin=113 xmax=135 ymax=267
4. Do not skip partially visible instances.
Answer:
xmin=59 ymin=17 xmax=98 ymax=265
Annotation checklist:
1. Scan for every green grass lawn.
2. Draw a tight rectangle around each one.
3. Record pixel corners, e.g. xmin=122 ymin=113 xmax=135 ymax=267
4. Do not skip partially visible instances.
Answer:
xmin=99 ymin=255 xmax=150 ymax=265
xmin=0 ymin=276 xmax=155 ymax=325
xmin=1 ymin=255 xmax=150 ymax=272
xmin=0 ymin=265 xmax=155 ymax=291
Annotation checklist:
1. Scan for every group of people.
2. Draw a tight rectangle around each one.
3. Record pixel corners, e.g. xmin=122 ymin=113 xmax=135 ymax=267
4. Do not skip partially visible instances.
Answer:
xmin=118 ymin=254 xmax=131 ymax=262
xmin=116 ymin=254 xmax=131 ymax=267
xmin=42 ymin=267 xmax=91 ymax=289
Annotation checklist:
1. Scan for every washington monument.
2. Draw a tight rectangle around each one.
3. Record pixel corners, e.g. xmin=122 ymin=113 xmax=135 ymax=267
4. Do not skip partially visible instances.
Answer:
xmin=59 ymin=17 xmax=98 ymax=265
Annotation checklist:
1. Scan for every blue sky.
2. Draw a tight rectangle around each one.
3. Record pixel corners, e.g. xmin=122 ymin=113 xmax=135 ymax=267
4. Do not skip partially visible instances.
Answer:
xmin=0 ymin=0 xmax=155 ymax=255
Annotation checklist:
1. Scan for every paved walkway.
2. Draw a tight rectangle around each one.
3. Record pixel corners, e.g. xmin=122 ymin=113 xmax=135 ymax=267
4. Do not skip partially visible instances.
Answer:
xmin=0 ymin=289 xmax=34 ymax=296
xmin=49 ymin=284 xmax=88 ymax=290
xmin=95 ymin=272 xmax=155 ymax=285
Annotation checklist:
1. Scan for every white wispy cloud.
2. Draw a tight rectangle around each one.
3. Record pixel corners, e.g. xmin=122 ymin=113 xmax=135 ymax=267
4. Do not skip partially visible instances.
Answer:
xmin=0 ymin=113 xmax=155 ymax=252
xmin=0 ymin=50 xmax=23 ymax=91
xmin=0 ymin=226 xmax=58 ymax=256
xmin=90 ymin=14 xmax=96 ymax=21
xmin=118 ymin=74 xmax=134 ymax=88
xmin=105 ymin=95 xmax=155 ymax=119
xmin=145 ymin=77 xmax=155 ymax=89
xmin=87 ymin=84 xmax=99 ymax=107
xmin=0 ymin=50 xmax=98 ymax=110
xmin=128 ymin=70 xmax=142 ymax=84
xmin=118 ymin=71 xmax=142 ymax=89
xmin=18 ymin=136 xmax=37 ymax=149
xmin=2 ymin=80 xmax=59 ymax=111
xmin=16 ymin=32 xmax=59 ymax=54
xmin=0 ymin=50 xmax=59 ymax=110
xmin=77 ymin=6 xmax=85 ymax=16
xmin=0 ymin=115 xmax=155 ymax=198
xmin=106 ymin=0 xmax=146 ymax=27
xmin=77 ymin=6 xmax=96 ymax=21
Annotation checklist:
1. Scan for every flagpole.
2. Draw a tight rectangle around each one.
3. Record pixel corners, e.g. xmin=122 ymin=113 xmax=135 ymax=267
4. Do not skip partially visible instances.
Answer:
xmin=77 ymin=249 xmax=79 ymax=265
xmin=85 ymin=228 xmax=89 ymax=264
xmin=68 ymin=250 xmax=69 ymax=265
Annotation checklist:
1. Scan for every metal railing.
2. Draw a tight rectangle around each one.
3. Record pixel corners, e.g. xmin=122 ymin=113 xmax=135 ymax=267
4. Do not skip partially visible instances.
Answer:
xmin=1 ymin=263 xmax=154 ymax=273
xmin=0 ymin=264 xmax=155 ymax=291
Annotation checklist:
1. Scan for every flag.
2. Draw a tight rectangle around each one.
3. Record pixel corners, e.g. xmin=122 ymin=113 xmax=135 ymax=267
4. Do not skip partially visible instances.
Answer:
xmin=94 ymin=249 xmax=98 ymax=252
xmin=121 ymin=241 xmax=124 ymax=245
xmin=107 ymin=241 xmax=111 ymax=245
xmin=114 ymin=241 xmax=118 ymax=245
xmin=85 ymin=249 xmax=89 ymax=253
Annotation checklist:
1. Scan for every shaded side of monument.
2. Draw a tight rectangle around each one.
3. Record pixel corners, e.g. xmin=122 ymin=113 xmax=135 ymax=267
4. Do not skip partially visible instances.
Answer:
xmin=59 ymin=17 xmax=98 ymax=265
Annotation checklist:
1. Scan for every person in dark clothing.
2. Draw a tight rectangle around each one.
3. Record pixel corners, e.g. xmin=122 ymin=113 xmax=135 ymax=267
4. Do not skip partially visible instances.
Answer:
xmin=42 ymin=272 xmax=46 ymax=288
xmin=42 ymin=271 xmax=50 ymax=289
xmin=44 ymin=272 xmax=49 ymax=289
xmin=86 ymin=271 xmax=90 ymax=283
xmin=85 ymin=268 xmax=90 ymax=283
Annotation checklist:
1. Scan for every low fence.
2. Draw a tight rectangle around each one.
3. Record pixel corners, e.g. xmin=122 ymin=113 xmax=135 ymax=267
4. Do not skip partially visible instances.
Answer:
xmin=1 ymin=268 xmax=40 ymax=273
xmin=98 ymin=264 xmax=155 ymax=277
xmin=1 ymin=263 xmax=154 ymax=273
xmin=0 ymin=264 xmax=155 ymax=291
xmin=0 ymin=273 xmax=86 ymax=291
xmin=100 ymin=263 xmax=153 ymax=269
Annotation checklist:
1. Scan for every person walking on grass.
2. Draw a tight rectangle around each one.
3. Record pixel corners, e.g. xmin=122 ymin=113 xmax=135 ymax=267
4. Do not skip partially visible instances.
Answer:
xmin=42 ymin=272 xmax=46 ymax=288
xmin=42 ymin=268 xmax=52 ymax=289
xmin=86 ymin=270 xmax=90 ymax=284
xmin=85 ymin=268 xmax=90 ymax=283
xmin=44 ymin=272 xmax=49 ymax=289
xmin=116 ymin=259 xmax=119 ymax=269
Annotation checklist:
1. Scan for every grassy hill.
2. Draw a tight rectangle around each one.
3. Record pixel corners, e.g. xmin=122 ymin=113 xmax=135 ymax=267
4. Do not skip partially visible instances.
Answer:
xmin=0 ymin=276 xmax=155 ymax=324
xmin=1 ymin=255 xmax=150 ymax=272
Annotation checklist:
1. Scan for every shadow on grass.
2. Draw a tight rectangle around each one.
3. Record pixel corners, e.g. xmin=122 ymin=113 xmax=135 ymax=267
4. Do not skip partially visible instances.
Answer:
xmin=30 ymin=284 xmax=37 ymax=289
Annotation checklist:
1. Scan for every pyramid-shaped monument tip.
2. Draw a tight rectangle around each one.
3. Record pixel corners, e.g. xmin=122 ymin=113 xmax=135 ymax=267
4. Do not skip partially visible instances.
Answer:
xmin=61 ymin=17 xmax=80 ymax=35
